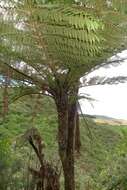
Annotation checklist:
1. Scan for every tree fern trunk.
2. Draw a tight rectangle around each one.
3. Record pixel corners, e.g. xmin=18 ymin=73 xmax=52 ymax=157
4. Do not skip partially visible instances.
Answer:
xmin=65 ymin=102 xmax=76 ymax=190
xmin=55 ymin=93 xmax=76 ymax=190
xmin=75 ymin=113 xmax=81 ymax=153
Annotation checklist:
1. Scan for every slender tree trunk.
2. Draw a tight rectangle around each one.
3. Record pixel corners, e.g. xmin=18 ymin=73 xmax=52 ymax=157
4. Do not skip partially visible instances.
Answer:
xmin=75 ymin=88 xmax=81 ymax=153
xmin=56 ymin=93 xmax=68 ymax=164
xmin=55 ymin=92 xmax=76 ymax=190
xmin=64 ymin=102 xmax=76 ymax=190
xmin=3 ymin=81 xmax=8 ymax=117
xmin=2 ymin=70 xmax=10 ymax=118
xmin=75 ymin=113 xmax=81 ymax=153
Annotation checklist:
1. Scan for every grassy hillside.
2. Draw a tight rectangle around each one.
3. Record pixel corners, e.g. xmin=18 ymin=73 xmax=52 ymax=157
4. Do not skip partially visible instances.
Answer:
xmin=0 ymin=93 xmax=127 ymax=189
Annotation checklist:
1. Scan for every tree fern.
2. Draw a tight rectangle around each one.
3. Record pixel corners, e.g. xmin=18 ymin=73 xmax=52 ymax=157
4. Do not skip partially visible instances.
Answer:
xmin=0 ymin=1 xmax=127 ymax=190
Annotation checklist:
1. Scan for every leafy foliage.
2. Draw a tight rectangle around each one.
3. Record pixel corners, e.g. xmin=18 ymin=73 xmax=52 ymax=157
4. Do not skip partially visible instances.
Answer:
xmin=1 ymin=94 xmax=127 ymax=189
xmin=0 ymin=0 xmax=127 ymax=91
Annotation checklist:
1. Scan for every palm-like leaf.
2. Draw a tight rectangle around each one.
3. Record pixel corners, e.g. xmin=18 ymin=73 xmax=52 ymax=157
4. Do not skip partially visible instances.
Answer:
xmin=0 ymin=0 xmax=127 ymax=94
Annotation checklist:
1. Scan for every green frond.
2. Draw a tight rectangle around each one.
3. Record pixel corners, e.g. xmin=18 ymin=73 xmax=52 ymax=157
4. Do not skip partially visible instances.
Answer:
xmin=0 ymin=0 xmax=127 ymax=88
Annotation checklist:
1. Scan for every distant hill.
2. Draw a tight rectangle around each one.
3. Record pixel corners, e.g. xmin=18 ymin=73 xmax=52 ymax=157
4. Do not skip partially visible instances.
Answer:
xmin=82 ymin=114 xmax=127 ymax=125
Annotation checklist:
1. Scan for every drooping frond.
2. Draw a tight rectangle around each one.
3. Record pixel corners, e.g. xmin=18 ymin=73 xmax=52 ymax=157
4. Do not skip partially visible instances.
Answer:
xmin=0 ymin=0 xmax=127 ymax=91
xmin=83 ymin=76 xmax=127 ymax=86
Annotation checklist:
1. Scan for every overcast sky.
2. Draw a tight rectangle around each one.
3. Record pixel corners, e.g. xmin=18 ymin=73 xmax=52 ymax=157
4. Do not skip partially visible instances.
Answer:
xmin=79 ymin=50 xmax=127 ymax=120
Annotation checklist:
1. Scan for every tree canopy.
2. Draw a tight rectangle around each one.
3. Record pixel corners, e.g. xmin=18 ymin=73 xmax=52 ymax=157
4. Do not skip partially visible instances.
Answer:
xmin=0 ymin=0 xmax=127 ymax=93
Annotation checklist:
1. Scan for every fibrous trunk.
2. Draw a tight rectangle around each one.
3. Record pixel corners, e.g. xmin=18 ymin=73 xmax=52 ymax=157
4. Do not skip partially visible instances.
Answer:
xmin=75 ymin=113 xmax=81 ymax=153
xmin=55 ymin=92 xmax=77 ymax=190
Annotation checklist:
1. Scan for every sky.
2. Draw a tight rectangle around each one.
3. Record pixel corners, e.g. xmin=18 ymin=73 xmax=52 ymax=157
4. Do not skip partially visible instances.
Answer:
xmin=79 ymin=50 xmax=127 ymax=120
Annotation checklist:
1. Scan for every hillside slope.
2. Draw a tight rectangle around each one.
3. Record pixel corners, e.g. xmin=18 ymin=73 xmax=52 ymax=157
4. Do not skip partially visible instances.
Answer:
xmin=84 ymin=114 xmax=127 ymax=125
xmin=0 ymin=94 xmax=127 ymax=189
